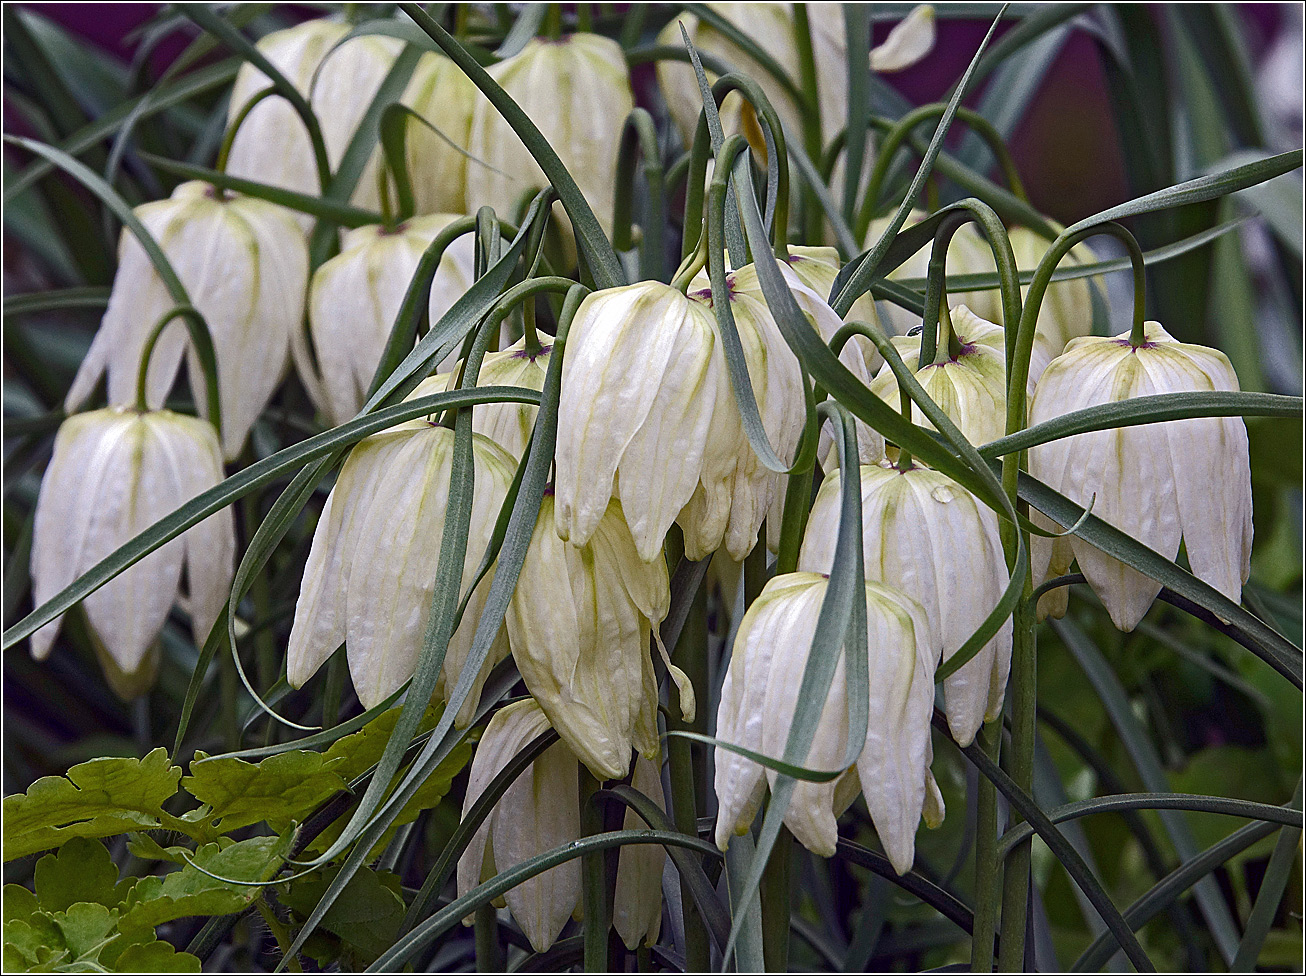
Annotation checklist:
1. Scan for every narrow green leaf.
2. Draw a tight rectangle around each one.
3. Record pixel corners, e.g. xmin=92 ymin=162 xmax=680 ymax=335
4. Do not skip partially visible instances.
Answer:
xmin=1053 ymin=617 xmax=1244 ymax=962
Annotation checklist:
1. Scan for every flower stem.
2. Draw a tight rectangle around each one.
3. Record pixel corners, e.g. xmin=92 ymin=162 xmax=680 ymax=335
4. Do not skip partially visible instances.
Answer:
xmin=997 ymin=597 xmax=1037 ymax=971
xmin=579 ymin=764 xmax=610 ymax=971
xmin=760 ymin=827 xmax=792 ymax=971
xmin=214 ymin=86 xmax=280 ymax=177
xmin=474 ymin=904 xmax=502 ymax=972
xmin=667 ymin=550 xmax=710 ymax=973
xmin=970 ymin=719 xmax=1003 ymax=972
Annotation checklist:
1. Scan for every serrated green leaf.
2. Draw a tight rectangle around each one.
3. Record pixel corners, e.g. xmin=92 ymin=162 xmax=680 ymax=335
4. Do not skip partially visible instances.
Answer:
xmin=118 ymin=835 xmax=289 ymax=933
xmin=306 ymin=707 xmax=473 ymax=856
xmin=3 ymin=885 xmax=39 ymax=925
xmin=182 ymin=751 xmax=349 ymax=833
xmin=111 ymin=939 xmax=202 ymax=973
xmin=280 ymin=867 xmax=405 ymax=963
xmin=3 ymin=914 xmax=66 ymax=969
xmin=2 ymin=749 xmax=180 ymax=860
xmin=33 ymin=838 xmax=122 ymax=913
xmin=51 ymin=902 xmax=115 ymax=960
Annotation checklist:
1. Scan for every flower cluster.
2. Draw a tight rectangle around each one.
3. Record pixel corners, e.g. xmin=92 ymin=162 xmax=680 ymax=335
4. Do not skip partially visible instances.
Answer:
xmin=23 ymin=6 xmax=1262 ymax=962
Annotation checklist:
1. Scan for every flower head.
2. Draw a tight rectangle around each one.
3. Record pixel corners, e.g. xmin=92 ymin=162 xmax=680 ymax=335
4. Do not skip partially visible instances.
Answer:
xmin=31 ymin=408 xmax=234 ymax=698
xmin=870 ymin=305 xmax=1008 ymax=449
xmin=306 ymin=216 xmax=475 ymax=426
xmin=287 ymin=420 xmax=518 ymax=724
xmin=458 ymin=699 xmax=667 ymax=952
xmin=507 ymin=493 xmax=669 ymax=780
xmin=800 ymin=461 xmax=1011 ymax=746
xmin=226 ymin=20 xmax=402 ymax=219
xmin=66 ymin=181 xmax=308 ymax=461
xmin=1028 ymin=323 xmax=1253 ymax=631
xmin=397 ymin=53 xmax=482 ymax=215
xmin=466 ymin=35 xmax=633 ymax=241
xmin=714 ymin=572 xmax=940 ymax=874
xmin=429 ymin=337 xmax=553 ymax=461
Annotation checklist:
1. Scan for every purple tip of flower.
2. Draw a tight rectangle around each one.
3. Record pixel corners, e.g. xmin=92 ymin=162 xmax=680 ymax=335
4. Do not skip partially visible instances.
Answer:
xmin=543 ymin=485 xmax=555 ymax=497
xmin=1114 ymin=337 xmax=1158 ymax=351
xmin=377 ymin=222 xmax=407 ymax=237
xmin=510 ymin=344 xmax=553 ymax=361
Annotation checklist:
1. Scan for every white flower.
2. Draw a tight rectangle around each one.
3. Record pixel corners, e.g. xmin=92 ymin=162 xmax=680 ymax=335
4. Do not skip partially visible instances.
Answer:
xmin=659 ymin=5 xmax=936 ymax=153
xmin=305 ymin=216 xmax=476 ymax=426
xmin=396 ymin=53 xmax=482 ymax=215
xmin=30 ymin=407 xmax=234 ymax=697
xmin=66 ymin=181 xmax=308 ymax=461
xmin=799 ymin=461 xmax=1011 ymax=747
xmin=555 ymin=270 xmax=814 ymax=564
xmin=430 ymin=337 xmax=553 ymax=461
xmin=870 ymin=305 xmax=1008 ymax=449
xmin=226 ymin=20 xmax=401 ymax=218
xmin=466 ymin=35 xmax=634 ymax=238
xmin=506 ymin=493 xmax=668 ymax=780
xmin=713 ymin=572 xmax=940 ymax=874
xmin=553 ymin=281 xmax=722 ymax=562
xmin=1028 ymin=323 xmax=1253 ymax=631
xmin=458 ymin=699 xmax=667 ymax=952
xmin=286 ymin=421 xmax=518 ymax=724
xmin=865 ymin=209 xmax=1002 ymax=335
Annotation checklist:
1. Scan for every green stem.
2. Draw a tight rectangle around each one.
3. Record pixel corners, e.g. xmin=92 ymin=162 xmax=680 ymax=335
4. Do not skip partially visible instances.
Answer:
xmin=856 ymin=103 xmax=1031 ymax=242
xmin=760 ymin=827 xmax=792 ymax=972
xmin=579 ymin=765 xmax=609 ymax=971
xmin=791 ymin=3 xmax=824 ymax=246
xmin=133 ymin=305 xmax=222 ymax=437
xmin=254 ymin=896 xmax=303 ymax=972
xmin=613 ymin=108 xmax=667 ymax=281
xmin=897 ymin=381 xmax=915 ymax=472
xmin=379 ymin=103 xmax=418 ymax=224
xmin=474 ymin=904 xmax=502 ymax=972
xmin=214 ymin=86 xmax=280 ymax=176
xmin=971 ymin=720 xmax=1003 ymax=972
xmin=997 ymin=597 xmax=1036 ymax=972
xmin=668 ymin=559 xmax=710 ymax=973
xmin=220 ymin=633 xmax=239 ymax=752
xmin=544 ymin=3 xmax=562 ymax=39
xmin=670 ymin=223 xmax=709 ymax=292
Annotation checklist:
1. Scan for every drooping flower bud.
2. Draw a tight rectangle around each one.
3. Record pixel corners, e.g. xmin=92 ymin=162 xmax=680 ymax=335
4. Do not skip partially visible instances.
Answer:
xmin=30 ymin=408 xmax=234 ymax=698
xmin=466 ymin=35 xmax=634 ymax=241
xmin=799 ymin=461 xmax=1011 ymax=747
xmin=397 ymin=53 xmax=481 ymax=215
xmin=432 ymin=337 xmax=553 ymax=461
xmin=305 ymin=216 xmax=476 ymax=426
xmin=1028 ymin=323 xmax=1253 ymax=631
xmin=714 ymin=572 xmax=940 ymax=874
xmin=458 ymin=699 xmax=668 ymax=952
xmin=286 ymin=421 xmax=518 ymax=724
xmin=66 ymin=181 xmax=308 ymax=461
xmin=865 ymin=210 xmax=1002 ymax=334
xmin=870 ymin=305 xmax=1008 ymax=449
xmin=507 ymin=493 xmax=670 ymax=780
xmin=226 ymin=21 xmax=401 ymax=218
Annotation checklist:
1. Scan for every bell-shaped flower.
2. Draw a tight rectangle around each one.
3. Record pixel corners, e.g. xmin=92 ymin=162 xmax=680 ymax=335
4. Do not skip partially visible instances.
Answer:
xmin=714 ymin=572 xmax=940 ymax=873
xmin=507 ymin=493 xmax=670 ymax=780
xmin=433 ymin=337 xmax=553 ymax=461
xmin=870 ymin=305 xmax=1008 ymax=449
xmin=66 ymin=181 xmax=308 ymax=461
xmin=659 ymin=5 xmax=935 ymax=157
xmin=799 ymin=461 xmax=1011 ymax=747
xmin=1027 ymin=323 xmax=1253 ymax=631
xmin=30 ymin=408 xmax=234 ymax=698
xmin=459 ymin=699 xmax=667 ymax=952
xmin=305 ymin=216 xmax=475 ymax=426
xmin=466 ymin=35 xmax=633 ymax=241
xmin=286 ymin=419 xmax=518 ymax=724
xmin=226 ymin=20 xmax=401 ymax=218
xmin=397 ymin=53 xmax=481 ymax=215
xmin=865 ymin=210 xmax=1002 ymax=335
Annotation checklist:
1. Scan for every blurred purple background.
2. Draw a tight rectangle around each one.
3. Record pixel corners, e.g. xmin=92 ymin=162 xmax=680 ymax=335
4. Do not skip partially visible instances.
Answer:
xmin=12 ymin=3 xmax=1296 ymax=225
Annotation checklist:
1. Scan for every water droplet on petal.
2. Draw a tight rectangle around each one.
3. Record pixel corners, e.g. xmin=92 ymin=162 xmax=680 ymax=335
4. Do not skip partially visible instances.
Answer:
xmin=930 ymin=485 xmax=955 ymax=503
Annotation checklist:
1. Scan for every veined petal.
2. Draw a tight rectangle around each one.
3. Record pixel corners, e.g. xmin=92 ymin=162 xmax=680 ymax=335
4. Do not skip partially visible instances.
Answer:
xmin=613 ymin=756 xmax=668 ymax=950
xmin=286 ymin=429 xmax=415 ymax=689
xmin=146 ymin=412 xmax=234 ymax=649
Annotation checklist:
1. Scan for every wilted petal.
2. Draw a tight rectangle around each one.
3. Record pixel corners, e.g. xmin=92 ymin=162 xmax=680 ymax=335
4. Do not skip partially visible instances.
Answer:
xmin=871 ymin=6 xmax=937 ymax=73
